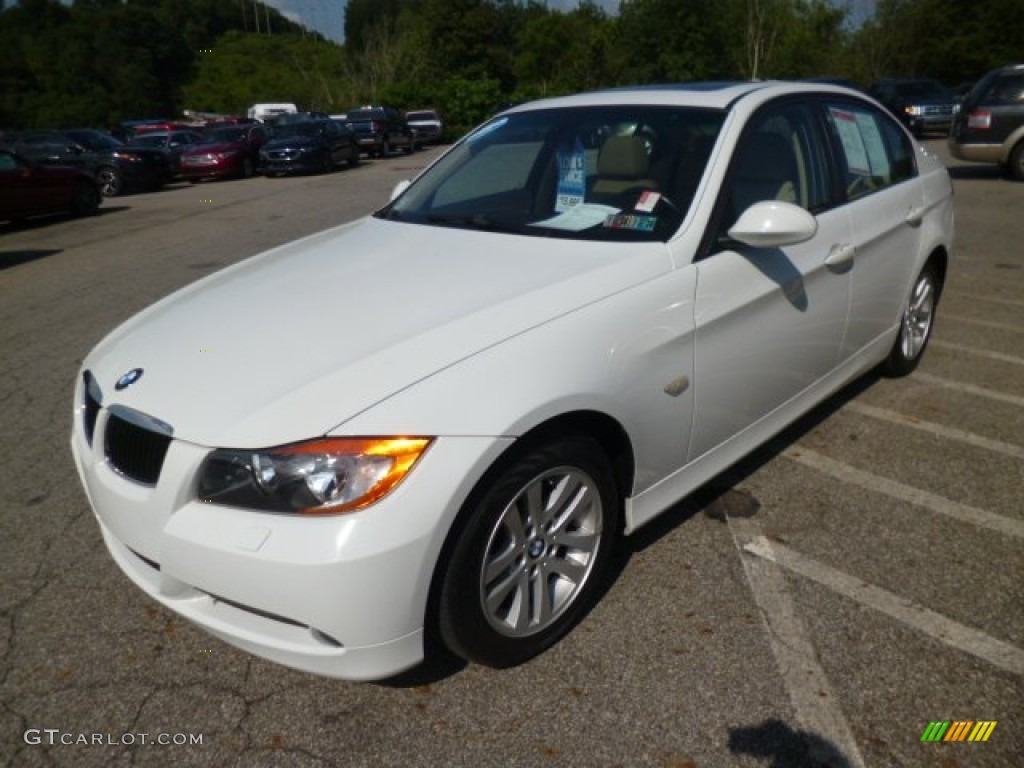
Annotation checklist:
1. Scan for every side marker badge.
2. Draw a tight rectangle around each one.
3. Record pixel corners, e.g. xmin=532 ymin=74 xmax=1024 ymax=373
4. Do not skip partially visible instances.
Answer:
xmin=664 ymin=376 xmax=690 ymax=397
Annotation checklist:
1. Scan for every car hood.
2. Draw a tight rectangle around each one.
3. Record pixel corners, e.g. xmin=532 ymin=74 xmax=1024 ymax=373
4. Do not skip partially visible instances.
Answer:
xmin=263 ymin=136 xmax=318 ymax=150
xmin=85 ymin=217 xmax=670 ymax=447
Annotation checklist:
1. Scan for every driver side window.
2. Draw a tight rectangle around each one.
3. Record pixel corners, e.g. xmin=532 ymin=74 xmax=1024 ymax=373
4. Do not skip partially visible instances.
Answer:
xmin=719 ymin=102 xmax=833 ymax=234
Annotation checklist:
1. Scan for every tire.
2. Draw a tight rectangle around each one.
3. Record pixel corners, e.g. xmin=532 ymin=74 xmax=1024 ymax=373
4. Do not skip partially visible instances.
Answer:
xmin=1009 ymin=141 xmax=1024 ymax=182
xmin=320 ymin=151 xmax=333 ymax=174
xmin=97 ymin=166 xmax=123 ymax=197
xmin=239 ymin=157 xmax=254 ymax=179
xmin=438 ymin=435 xmax=619 ymax=668
xmin=348 ymin=148 xmax=360 ymax=168
xmin=379 ymin=140 xmax=390 ymax=158
xmin=882 ymin=261 xmax=942 ymax=377
xmin=70 ymin=180 xmax=100 ymax=217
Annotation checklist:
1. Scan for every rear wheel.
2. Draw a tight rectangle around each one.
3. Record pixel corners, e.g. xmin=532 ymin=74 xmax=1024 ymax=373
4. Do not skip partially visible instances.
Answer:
xmin=438 ymin=435 xmax=619 ymax=668
xmin=97 ymin=166 xmax=123 ymax=197
xmin=882 ymin=261 xmax=942 ymax=377
xmin=1009 ymin=141 xmax=1024 ymax=182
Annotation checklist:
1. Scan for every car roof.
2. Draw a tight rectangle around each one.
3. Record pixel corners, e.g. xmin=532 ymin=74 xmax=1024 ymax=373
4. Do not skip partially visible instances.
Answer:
xmin=501 ymin=80 xmax=863 ymax=114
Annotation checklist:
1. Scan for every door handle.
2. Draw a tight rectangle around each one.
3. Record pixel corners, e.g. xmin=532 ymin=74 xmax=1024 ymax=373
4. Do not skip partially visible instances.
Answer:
xmin=825 ymin=243 xmax=856 ymax=270
xmin=905 ymin=206 xmax=926 ymax=227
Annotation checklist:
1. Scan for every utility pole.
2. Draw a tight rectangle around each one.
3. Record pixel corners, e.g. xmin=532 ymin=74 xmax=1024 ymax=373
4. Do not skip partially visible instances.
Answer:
xmin=253 ymin=0 xmax=260 ymax=34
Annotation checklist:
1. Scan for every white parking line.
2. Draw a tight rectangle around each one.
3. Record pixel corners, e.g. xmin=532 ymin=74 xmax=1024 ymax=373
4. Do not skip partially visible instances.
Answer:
xmin=783 ymin=447 xmax=1024 ymax=540
xmin=741 ymin=534 xmax=1024 ymax=677
xmin=939 ymin=313 xmax=1024 ymax=334
xmin=914 ymin=372 xmax=1024 ymax=408
xmin=727 ymin=516 xmax=867 ymax=768
xmin=931 ymin=339 xmax=1024 ymax=367
xmin=844 ymin=402 xmax=1024 ymax=460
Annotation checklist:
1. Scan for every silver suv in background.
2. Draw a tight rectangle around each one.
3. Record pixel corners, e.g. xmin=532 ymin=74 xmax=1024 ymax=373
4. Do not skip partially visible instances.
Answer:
xmin=949 ymin=64 xmax=1024 ymax=181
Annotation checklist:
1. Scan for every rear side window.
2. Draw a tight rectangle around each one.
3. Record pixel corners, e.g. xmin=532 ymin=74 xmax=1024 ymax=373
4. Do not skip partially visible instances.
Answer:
xmin=824 ymin=102 xmax=915 ymax=199
xmin=982 ymin=73 xmax=1024 ymax=106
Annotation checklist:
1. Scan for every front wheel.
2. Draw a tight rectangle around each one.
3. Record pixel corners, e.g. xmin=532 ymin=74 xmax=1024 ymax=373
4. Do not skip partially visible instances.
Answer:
xmin=437 ymin=435 xmax=619 ymax=668
xmin=882 ymin=262 xmax=942 ymax=377
xmin=71 ymin=180 xmax=100 ymax=216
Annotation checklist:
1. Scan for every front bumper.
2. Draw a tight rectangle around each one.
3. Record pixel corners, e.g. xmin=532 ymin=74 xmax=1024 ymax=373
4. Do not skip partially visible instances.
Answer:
xmin=261 ymin=152 xmax=320 ymax=174
xmin=70 ymin=376 xmax=510 ymax=680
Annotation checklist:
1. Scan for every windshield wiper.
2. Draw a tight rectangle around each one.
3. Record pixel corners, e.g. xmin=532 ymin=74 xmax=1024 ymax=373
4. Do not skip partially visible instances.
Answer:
xmin=425 ymin=213 xmax=524 ymax=233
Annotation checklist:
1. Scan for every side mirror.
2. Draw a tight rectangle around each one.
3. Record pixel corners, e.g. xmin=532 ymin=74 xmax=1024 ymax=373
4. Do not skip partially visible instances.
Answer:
xmin=390 ymin=179 xmax=411 ymax=201
xmin=728 ymin=201 xmax=817 ymax=248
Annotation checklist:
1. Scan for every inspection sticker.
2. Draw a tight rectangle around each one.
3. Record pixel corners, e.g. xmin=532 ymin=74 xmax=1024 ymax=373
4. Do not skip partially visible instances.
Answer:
xmin=604 ymin=213 xmax=657 ymax=231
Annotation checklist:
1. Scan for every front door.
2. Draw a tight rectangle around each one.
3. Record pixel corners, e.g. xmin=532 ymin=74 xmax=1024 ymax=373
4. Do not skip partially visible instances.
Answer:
xmin=689 ymin=100 xmax=852 ymax=462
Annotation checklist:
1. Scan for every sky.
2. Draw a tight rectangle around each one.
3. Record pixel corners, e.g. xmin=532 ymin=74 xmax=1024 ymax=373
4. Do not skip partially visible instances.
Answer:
xmin=265 ymin=0 xmax=879 ymax=46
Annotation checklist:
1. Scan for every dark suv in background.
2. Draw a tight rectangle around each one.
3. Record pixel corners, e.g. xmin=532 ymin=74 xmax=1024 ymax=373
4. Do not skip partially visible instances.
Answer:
xmin=949 ymin=64 xmax=1024 ymax=181
xmin=869 ymin=78 xmax=958 ymax=136
xmin=344 ymin=106 xmax=417 ymax=157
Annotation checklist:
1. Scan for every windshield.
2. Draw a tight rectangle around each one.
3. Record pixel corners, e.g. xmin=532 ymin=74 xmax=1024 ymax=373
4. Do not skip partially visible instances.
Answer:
xmin=203 ymin=127 xmax=246 ymax=143
xmin=896 ymin=80 xmax=953 ymax=101
xmin=380 ymin=105 xmax=724 ymax=242
xmin=130 ymin=135 xmax=167 ymax=147
xmin=66 ymin=131 xmax=122 ymax=150
xmin=346 ymin=110 xmax=382 ymax=122
xmin=270 ymin=122 xmax=323 ymax=139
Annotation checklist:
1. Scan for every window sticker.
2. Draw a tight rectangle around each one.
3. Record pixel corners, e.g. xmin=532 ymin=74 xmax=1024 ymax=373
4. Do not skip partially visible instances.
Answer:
xmin=603 ymin=213 xmax=657 ymax=232
xmin=829 ymin=108 xmax=870 ymax=175
xmin=852 ymin=111 xmax=890 ymax=178
xmin=531 ymin=203 xmax=619 ymax=231
xmin=555 ymin=137 xmax=587 ymax=211
xmin=635 ymin=190 xmax=661 ymax=213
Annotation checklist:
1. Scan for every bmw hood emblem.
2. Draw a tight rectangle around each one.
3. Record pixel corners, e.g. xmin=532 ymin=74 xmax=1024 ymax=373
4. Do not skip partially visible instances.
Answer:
xmin=115 ymin=368 xmax=144 ymax=391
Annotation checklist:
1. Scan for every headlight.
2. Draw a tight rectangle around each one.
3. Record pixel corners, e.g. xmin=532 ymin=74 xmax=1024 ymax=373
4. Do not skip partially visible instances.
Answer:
xmin=197 ymin=437 xmax=432 ymax=514
xmin=113 ymin=151 xmax=143 ymax=162
xmin=904 ymin=106 xmax=923 ymax=116
xmin=298 ymin=145 xmax=317 ymax=153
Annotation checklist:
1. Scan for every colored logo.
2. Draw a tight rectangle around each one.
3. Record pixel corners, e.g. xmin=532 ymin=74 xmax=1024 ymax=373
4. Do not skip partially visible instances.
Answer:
xmin=920 ymin=721 xmax=997 ymax=742
xmin=114 ymin=368 xmax=144 ymax=391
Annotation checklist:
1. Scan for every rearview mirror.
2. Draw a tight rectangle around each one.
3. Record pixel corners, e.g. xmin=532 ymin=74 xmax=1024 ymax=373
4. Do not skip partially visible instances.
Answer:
xmin=390 ymin=179 xmax=411 ymax=201
xmin=728 ymin=201 xmax=817 ymax=248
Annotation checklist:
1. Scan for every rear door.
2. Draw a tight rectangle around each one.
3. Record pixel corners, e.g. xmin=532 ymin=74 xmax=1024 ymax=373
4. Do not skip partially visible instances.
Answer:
xmin=820 ymin=99 xmax=924 ymax=356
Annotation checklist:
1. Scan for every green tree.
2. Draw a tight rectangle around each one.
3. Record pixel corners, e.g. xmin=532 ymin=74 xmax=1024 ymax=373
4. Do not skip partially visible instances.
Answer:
xmin=183 ymin=30 xmax=345 ymax=114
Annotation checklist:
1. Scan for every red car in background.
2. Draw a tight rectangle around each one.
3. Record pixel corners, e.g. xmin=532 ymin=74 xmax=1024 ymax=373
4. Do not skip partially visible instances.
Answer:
xmin=0 ymin=148 xmax=101 ymax=224
xmin=180 ymin=123 xmax=268 ymax=182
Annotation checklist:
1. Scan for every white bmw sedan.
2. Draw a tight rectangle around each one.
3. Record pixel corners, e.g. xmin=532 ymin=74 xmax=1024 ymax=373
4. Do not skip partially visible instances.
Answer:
xmin=71 ymin=82 xmax=954 ymax=681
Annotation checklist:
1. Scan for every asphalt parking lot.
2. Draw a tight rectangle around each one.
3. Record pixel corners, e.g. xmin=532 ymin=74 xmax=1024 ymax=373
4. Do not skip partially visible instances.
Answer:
xmin=1 ymin=140 xmax=1021 ymax=768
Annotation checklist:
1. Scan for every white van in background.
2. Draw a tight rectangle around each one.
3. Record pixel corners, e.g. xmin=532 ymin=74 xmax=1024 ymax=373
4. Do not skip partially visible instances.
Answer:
xmin=247 ymin=103 xmax=298 ymax=122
